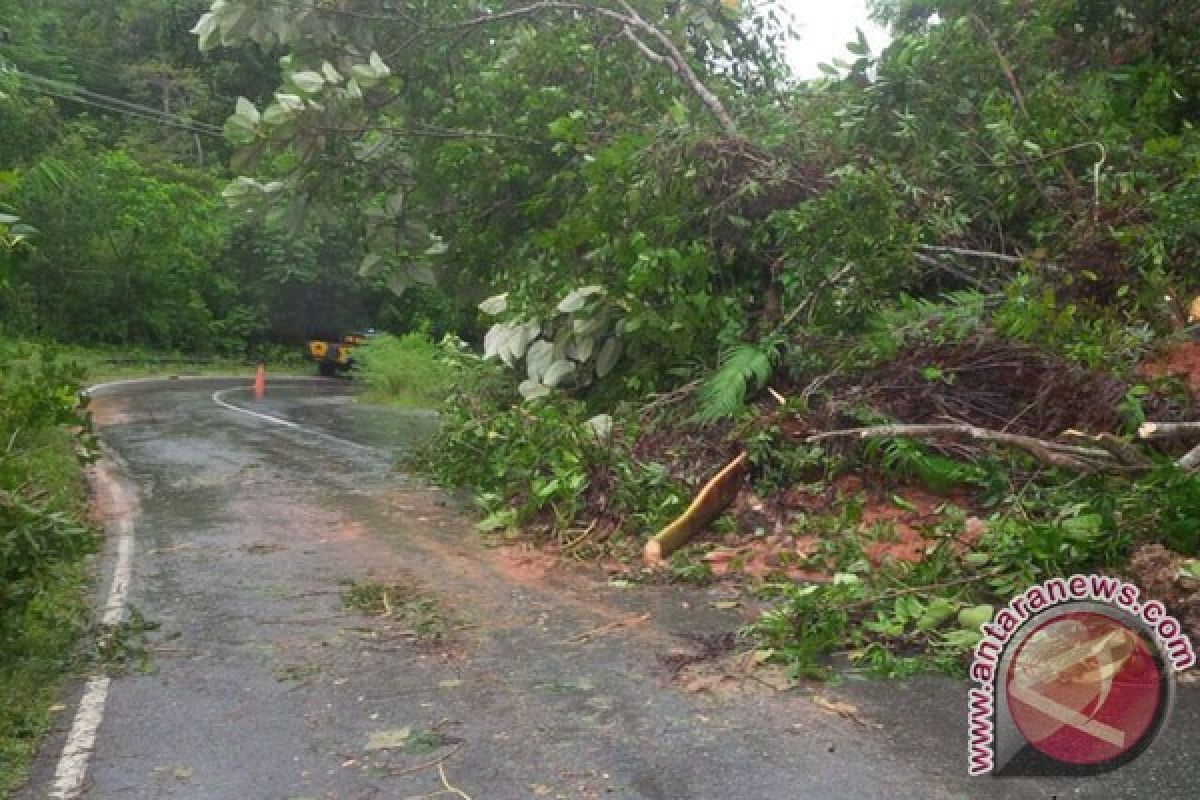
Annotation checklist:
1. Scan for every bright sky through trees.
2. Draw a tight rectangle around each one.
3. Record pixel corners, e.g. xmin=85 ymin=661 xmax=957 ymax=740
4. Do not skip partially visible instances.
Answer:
xmin=778 ymin=0 xmax=891 ymax=78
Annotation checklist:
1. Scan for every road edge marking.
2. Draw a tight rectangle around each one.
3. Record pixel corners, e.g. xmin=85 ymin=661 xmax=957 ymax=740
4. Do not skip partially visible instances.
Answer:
xmin=211 ymin=387 xmax=386 ymax=454
xmin=50 ymin=459 xmax=137 ymax=799
xmin=84 ymin=375 xmax=331 ymax=397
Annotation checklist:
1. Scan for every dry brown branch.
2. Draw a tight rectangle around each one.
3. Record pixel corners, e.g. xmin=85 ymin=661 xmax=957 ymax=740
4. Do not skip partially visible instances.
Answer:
xmin=638 ymin=379 xmax=701 ymax=417
xmin=806 ymin=423 xmax=1125 ymax=471
xmin=1058 ymin=430 xmax=1151 ymax=467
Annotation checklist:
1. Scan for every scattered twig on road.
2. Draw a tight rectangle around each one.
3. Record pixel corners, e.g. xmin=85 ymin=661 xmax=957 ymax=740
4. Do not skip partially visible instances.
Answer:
xmin=144 ymin=542 xmax=195 ymax=556
xmin=386 ymin=740 xmax=465 ymax=778
xmin=561 ymin=613 xmax=651 ymax=644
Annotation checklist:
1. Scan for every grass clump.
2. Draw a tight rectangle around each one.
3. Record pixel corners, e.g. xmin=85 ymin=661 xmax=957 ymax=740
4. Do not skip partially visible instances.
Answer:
xmin=352 ymin=333 xmax=461 ymax=408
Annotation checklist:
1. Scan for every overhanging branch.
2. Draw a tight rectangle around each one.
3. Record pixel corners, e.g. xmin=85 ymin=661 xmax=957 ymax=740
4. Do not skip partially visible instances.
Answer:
xmin=443 ymin=1 xmax=739 ymax=137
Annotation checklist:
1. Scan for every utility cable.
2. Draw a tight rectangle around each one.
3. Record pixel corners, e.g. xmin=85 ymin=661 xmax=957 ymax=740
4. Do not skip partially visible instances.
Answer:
xmin=4 ymin=64 xmax=224 ymax=137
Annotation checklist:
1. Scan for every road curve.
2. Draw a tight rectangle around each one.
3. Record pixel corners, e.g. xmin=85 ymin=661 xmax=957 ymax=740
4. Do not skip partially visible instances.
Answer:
xmin=18 ymin=379 xmax=1197 ymax=799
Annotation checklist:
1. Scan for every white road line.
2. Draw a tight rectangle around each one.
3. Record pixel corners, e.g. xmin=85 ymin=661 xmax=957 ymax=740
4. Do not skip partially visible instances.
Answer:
xmin=48 ymin=378 xmax=376 ymax=797
xmin=50 ymin=464 xmax=136 ymax=799
xmin=211 ymin=387 xmax=383 ymax=454
xmin=211 ymin=387 xmax=301 ymax=429
xmin=84 ymin=375 xmax=330 ymax=397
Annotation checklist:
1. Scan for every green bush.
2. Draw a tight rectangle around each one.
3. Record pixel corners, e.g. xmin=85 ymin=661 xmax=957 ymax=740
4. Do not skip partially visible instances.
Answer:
xmin=353 ymin=333 xmax=462 ymax=408
xmin=0 ymin=341 xmax=95 ymax=622
xmin=419 ymin=364 xmax=687 ymax=538
xmin=0 ymin=340 xmax=96 ymax=791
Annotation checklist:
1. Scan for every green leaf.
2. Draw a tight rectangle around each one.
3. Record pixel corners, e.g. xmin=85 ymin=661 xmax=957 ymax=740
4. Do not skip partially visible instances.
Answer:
xmin=693 ymin=343 xmax=774 ymax=422
xmin=525 ymin=340 xmax=555 ymax=382
xmin=558 ymin=285 xmax=605 ymax=313
xmin=595 ymin=338 xmax=621 ymax=378
xmin=916 ymin=598 xmax=958 ymax=631
xmin=957 ymin=605 xmax=994 ymax=630
xmin=542 ymin=360 xmax=576 ymax=387
xmin=518 ymin=379 xmax=552 ymax=400
xmin=291 ymin=70 xmax=325 ymax=94
xmin=478 ymin=293 xmax=508 ymax=316
xmin=321 ymin=61 xmax=343 ymax=84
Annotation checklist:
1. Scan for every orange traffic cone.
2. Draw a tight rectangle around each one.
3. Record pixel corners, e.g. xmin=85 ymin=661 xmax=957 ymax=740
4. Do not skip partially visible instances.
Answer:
xmin=253 ymin=364 xmax=266 ymax=400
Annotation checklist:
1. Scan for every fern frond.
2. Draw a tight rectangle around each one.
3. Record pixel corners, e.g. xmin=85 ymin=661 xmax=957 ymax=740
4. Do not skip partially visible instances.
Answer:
xmin=693 ymin=343 xmax=775 ymax=422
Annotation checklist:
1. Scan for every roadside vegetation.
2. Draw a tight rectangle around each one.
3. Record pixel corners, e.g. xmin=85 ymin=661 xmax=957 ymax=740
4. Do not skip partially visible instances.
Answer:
xmin=351 ymin=333 xmax=462 ymax=408
xmin=0 ymin=342 xmax=95 ymax=793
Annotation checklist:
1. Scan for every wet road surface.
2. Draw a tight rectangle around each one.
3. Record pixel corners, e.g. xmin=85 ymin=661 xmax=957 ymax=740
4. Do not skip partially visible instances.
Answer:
xmin=19 ymin=378 xmax=1199 ymax=799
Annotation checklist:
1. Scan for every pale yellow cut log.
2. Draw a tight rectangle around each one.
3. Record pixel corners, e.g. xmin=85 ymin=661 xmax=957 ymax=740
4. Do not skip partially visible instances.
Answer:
xmin=644 ymin=452 xmax=748 ymax=566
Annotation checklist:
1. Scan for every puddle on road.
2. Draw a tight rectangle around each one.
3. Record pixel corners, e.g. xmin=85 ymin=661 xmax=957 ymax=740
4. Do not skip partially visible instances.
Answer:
xmin=236 ymin=384 xmax=440 ymax=454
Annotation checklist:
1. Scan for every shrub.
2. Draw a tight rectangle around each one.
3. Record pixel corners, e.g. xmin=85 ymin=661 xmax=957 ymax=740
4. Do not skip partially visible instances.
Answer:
xmin=0 ymin=342 xmax=95 ymax=623
xmin=352 ymin=332 xmax=462 ymax=408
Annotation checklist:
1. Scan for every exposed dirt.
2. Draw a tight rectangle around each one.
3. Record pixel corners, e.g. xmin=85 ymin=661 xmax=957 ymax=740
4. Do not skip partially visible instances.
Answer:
xmin=1128 ymin=544 xmax=1200 ymax=641
xmin=1140 ymin=341 xmax=1200 ymax=397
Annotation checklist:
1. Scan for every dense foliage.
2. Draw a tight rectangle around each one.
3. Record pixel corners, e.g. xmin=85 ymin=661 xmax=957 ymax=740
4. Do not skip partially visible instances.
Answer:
xmin=0 ymin=342 xmax=95 ymax=791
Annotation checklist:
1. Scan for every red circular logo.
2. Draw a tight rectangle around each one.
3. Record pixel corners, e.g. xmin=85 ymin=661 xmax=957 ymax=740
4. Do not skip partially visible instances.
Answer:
xmin=1005 ymin=611 xmax=1165 ymax=766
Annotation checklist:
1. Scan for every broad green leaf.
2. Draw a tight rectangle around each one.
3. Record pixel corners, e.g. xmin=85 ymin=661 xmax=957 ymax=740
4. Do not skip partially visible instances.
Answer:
xmin=585 ymin=414 xmax=613 ymax=439
xmin=369 ymin=51 xmax=390 ymax=77
xmin=526 ymin=340 xmax=555 ymax=381
xmin=566 ymin=335 xmax=595 ymax=362
xmin=234 ymin=96 xmax=260 ymax=125
xmin=572 ymin=315 xmax=606 ymax=336
xmin=478 ymin=293 xmax=509 ymax=315
xmin=558 ymin=285 xmax=605 ymax=313
xmin=360 ymin=253 xmax=382 ymax=275
xmin=542 ymin=360 xmax=577 ymax=387
xmin=518 ymin=379 xmax=552 ymax=400
xmin=321 ymin=61 xmax=343 ymax=84
xmin=595 ymin=337 xmax=621 ymax=377
xmin=958 ymin=605 xmax=994 ymax=630
xmin=191 ymin=12 xmax=220 ymax=51
xmin=916 ymin=598 xmax=958 ymax=631
xmin=291 ymin=70 xmax=325 ymax=94
xmin=225 ymin=113 xmax=258 ymax=145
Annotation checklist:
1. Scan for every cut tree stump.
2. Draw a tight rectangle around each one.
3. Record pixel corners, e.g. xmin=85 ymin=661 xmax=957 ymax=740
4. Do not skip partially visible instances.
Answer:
xmin=644 ymin=452 xmax=748 ymax=566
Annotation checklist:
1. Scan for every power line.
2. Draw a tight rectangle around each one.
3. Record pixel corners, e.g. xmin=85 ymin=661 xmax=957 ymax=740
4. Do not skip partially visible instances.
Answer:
xmin=19 ymin=71 xmax=224 ymax=134
xmin=8 ymin=68 xmax=225 ymax=137
xmin=0 ymin=40 xmax=241 ymax=105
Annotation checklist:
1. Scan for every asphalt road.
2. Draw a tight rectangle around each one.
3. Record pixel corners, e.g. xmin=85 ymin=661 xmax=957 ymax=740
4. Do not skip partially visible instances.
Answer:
xmin=18 ymin=378 xmax=1199 ymax=799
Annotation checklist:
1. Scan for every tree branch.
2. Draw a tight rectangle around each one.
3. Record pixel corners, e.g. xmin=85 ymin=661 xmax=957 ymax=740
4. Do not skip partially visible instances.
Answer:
xmin=1137 ymin=421 xmax=1200 ymax=441
xmin=443 ymin=1 xmax=739 ymax=137
xmin=916 ymin=244 xmax=1026 ymax=264
xmin=970 ymin=13 xmax=1027 ymax=118
xmin=622 ymin=26 xmax=667 ymax=65
xmin=806 ymin=423 xmax=1130 ymax=472
xmin=1179 ymin=443 xmax=1200 ymax=471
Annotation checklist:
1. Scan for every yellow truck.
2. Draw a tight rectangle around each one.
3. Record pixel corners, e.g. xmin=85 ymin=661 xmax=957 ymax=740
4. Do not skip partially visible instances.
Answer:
xmin=304 ymin=331 xmax=372 ymax=377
